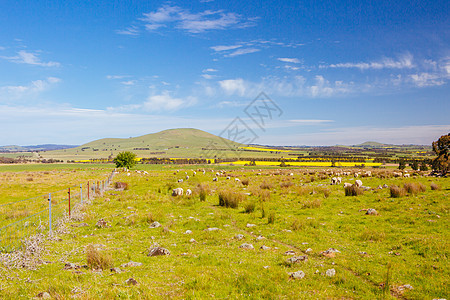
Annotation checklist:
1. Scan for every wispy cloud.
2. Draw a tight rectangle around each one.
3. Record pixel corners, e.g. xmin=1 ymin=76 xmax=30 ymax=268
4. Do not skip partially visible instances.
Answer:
xmin=289 ymin=119 xmax=334 ymax=124
xmin=0 ymin=77 xmax=61 ymax=102
xmin=1 ymin=50 xmax=60 ymax=67
xmin=210 ymin=45 xmax=242 ymax=52
xmin=202 ymin=68 xmax=218 ymax=72
xmin=124 ymin=5 xmax=258 ymax=34
xmin=225 ymin=48 xmax=260 ymax=57
xmin=106 ymin=75 xmax=130 ymax=80
xmin=278 ymin=57 xmax=301 ymax=63
xmin=324 ymin=53 xmax=414 ymax=70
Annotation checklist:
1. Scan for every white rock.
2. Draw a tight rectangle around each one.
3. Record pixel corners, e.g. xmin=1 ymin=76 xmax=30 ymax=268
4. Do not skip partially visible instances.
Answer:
xmin=325 ymin=268 xmax=336 ymax=277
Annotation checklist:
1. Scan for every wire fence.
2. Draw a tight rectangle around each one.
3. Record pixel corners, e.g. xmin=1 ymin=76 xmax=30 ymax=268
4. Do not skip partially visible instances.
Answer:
xmin=0 ymin=169 xmax=116 ymax=253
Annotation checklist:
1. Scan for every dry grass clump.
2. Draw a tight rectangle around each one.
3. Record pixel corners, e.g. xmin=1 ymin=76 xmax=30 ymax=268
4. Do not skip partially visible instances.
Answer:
xmin=280 ymin=180 xmax=294 ymax=188
xmin=86 ymin=245 xmax=112 ymax=270
xmin=260 ymin=181 xmax=273 ymax=190
xmin=360 ymin=229 xmax=386 ymax=242
xmin=258 ymin=189 xmax=271 ymax=202
xmin=404 ymin=182 xmax=426 ymax=194
xmin=241 ymin=178 xmax=249 ymax=186
xmin=345 ymin=185 xmax=364 ymax=196
xmin=430 ymin=183 xmax=441 ymax=190
xmin=267 ymin=212 xmax=275 ymax=224
xmin=114 ymin=182 xmax=129 ymax=190
xmin=300 ymin=198 xmax=322 ymax=209
xmin=26 ymin=177 xmax=34 ymax=182
xmin=5 ymin=209 xmax=30 ymax=219
xmin=390 ymin=185 xmax=406 ymax=198
xmin=195 ymin=183 xmax=210 ymax=201
xmin=244 ymin=202 xmax=256 ymax=213
xmin=218 ymin=189 xmax=245 ymax=208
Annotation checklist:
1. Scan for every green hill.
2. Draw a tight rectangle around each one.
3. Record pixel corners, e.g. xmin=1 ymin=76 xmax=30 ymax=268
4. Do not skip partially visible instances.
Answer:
xmin=41 ymin=128 xmax=244 ymax=161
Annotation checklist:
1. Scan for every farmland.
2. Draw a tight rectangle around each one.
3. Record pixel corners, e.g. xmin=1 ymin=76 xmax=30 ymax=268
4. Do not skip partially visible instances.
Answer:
xmin=0 ymin=164 xmax=448 ymax=299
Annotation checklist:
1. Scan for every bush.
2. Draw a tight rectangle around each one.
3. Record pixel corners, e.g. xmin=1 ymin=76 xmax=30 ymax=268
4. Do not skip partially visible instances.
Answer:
xmin=114 ymin=151 xmax=136 ymax=169
xmin=86 ymin=245 xmax=112 ymax=270
xmin=301 ymin=199 xmax=322 ymax=209
xmin=196 ymin=183 xmax=209 ymax=201
xmin=390 ymin=185 xmax=406 ymax=198
xmin=430 ymin=183 xmax=441 ymax=190
xmin=218 ymin=189 xmax=244 ymax=208
xmin=114 ymin=182 xmax=129 ymax=190
xmin=259 ymin=190 xmax=271 ymax=202
xmin=344 ymin=185 xmax=364 ymax=196
xmin=241 ymin=178 xmax=249 ymax=186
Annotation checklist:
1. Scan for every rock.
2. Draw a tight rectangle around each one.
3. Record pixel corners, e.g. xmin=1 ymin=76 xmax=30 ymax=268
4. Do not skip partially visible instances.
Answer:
xmin=71 ymin=223 xmax=88 ymax=227
xmin=260 ymin=245 xmax=270 ymax=250
xmin=235 ymin=234 xmax=245 ymax=240
xmin=149 ymin=221 xmax=161 ymax=228
xmin=305 ymin=248 xmax=313 ymax=253
xmin=96 ymin=218 xmax=110 ymax=228
xmin=246 ymin=223 xmax=256 ymax=228
xmin=284 ymin=250 xmax=296 ymax=256
xmin=289 ymin=270 xmax=305 ymax=279
xmin=125 ymin=278 xmax=138 ymax=285
xmin=383 ymin=184 xmax=389 ymax=188
xmin=36 ymin=292 xmax=51 ymax=299
xmin=189 ymin=238 xmax=197 ymax=243
xmin=256 ymin=235 xmax=265 ymax=241
xmin=121 ymin=261 xmax=142 ymax=267
xmin=239 ymin=243 xmax=254 ymax=250
xmin=320 ymin=248 xmax=340 ymax=258
xmin=287 ymin=255 xmax=308 ymax=263
xmin=184 ymin=230 xmax=192 ymax=234
xmin=366 ymin=208 xmax=378 ymax=215
xmin=206 ymin=227 xmax=220 ymax=231
xmin=110 ymin=267 xmax=122 ymax=273
xmin=325 ymin=268 xmax=336 ymax=277
xmin=147 ymin=247 xmax=170 ymax=256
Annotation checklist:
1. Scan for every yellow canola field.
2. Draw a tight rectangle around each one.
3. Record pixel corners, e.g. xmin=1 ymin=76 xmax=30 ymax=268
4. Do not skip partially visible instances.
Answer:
xmin=220 ymin=161 xmax=383 ymax=167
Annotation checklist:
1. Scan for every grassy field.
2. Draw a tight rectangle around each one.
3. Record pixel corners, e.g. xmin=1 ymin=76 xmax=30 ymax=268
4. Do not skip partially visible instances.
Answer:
xmin=0 ymin=165 xmax=448 ymax=299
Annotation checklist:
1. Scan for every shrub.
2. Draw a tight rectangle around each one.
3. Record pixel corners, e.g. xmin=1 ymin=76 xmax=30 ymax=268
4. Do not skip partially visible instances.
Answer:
xmin=390 ymin=185 xmax=406 ymax=198
xmin=430 ymin=183 xmax=441 ymax=190
xmin=218 ymin=190 xmax=244 ymax=208
xmin=86 ymin=245 xmax=112 ymax=270
xmin=259 ymin=190 xmax=271 ymax=202
xmin=244 ymin=202 xmax=256 ymax=213
xmin=241 ymin=178 xmax=249 ymax=186
xmin=268 ymin=212 xmax=275 ymax=224
xmin=344 ymin=185 xmax=364 ymax=196
xmin=196 ymin=183 xmax=210 ymax=201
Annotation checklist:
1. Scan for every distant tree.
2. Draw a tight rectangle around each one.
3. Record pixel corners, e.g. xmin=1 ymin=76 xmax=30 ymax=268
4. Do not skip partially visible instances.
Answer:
xmin=114 ymin=151 xmax=136 ymax=169
xmin=420 ymin=161 xmax=428 ymax=171
xmin=432 ymin=133 xmax=450 ymax=174
xmin=410 ymin=160 xmax=419 ymax=171
xmin=398 ymin=159 xmax=406 ymax=170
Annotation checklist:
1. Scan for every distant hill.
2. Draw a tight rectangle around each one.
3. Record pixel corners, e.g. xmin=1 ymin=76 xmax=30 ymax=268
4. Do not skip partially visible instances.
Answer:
xmin=353 ymin=141 xmax=391 ymax=148
xmin=0 ymin=144 xmax=78 ymax=152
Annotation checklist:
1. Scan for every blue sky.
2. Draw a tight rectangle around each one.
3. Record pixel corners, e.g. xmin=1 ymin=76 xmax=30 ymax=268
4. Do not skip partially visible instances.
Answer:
xmin=0 ymin=0 xmax=448 ymax=146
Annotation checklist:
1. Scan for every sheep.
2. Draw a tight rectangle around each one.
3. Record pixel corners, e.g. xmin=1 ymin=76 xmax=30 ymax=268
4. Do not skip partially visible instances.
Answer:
xmin=172 ymin=188 xmax=183 ymax=196
xmin=343 ymin=183 xmax=352 ymax=188
xmin=178 ymin=179 xmax=183 ymax=183
xmin=403 ymin=173 xmax=410 ymax=178
xmin=186 ymin=189 xmax=192 ymax=196
xmin=355 ymin=180 xmax=363 ymax=187
xmin=213 ymin=177 xmax=218 ymax=182
xmin=186 ymin=175 xmax=189 ymax=180
xmin=235 ymin=178 xmax=240 ymax=182
xmin=337 ymin=177 xmax=342 ymax=184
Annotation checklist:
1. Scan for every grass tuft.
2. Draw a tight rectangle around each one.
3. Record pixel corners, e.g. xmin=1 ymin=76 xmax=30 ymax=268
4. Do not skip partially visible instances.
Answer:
xmin=344 ymin=185 xmax=364 ymax=196
xmin=390 ymin=185 xmax=406 ymax=198
xmin=86 ymin=245 xmax=112 ymax=270
xmin=218 ymin=189 xmax=244 ymax=208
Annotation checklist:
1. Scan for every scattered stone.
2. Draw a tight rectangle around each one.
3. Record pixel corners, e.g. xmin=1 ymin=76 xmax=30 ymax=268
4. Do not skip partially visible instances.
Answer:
xmin=121 ymin=261 xmax=142 ymax=267
xmin=287 ymin=256 xmax=308 ymax=264
xmin=239 ymin=243 xmax=254 ymax=250
xmin=235 ymin=234 xmax=245 ymax=240
xmin=125 ymin=278 xmax=138 ymax=285
xmin=366 ymin=208 xmax=378 ymax=215
xmin=397 ymin=284 xmax=413 ymax=291
xmin=246 ymin=223 xmax=256 ymax=228
xmin=96 ymin=218 xmax=110 ymax=228
xmin=110 ymin=267 xmax=122 ymax=273
xmin=205 ymin=227 xmax=220 ymax=231
xmin=256 ymin=235 xmax=265 ymax=241
xmin=189 ymin=238 xmax=197 ymax=243
xmin=325 ymin=268 xmax=336 ymax=277
xmin=284 ymin=250 xmax=296 ymax=256
xmin=289 ymin=270 xmax=305 ymax=279
xmin=305 ymin=248 xmax=312 ymax=253
xmin=184 ymin=230 xmax=192 ymax=234
xmin=301 ymin=242 xmax=309 ymax=245
xmin=147 ymin=247 xmax=170 ymax=257
xmin=180 ymin=253 xmax=188 ymax=256
xmin=64 ymin=262 xmax=86 ymax=270
xmin=383 ymin=184 xmax=389 ymax=188
xmin=263 ymin=265 xmax=270 ymax=269
xmin=149 ymin=221 xmax=161 ymax=228
xmin=36 ymin=292 xmax=51 ymax=299
xmin=320 ymin=248 xmax=340 ymax=258
xmin=260 ymin=245 xmax=270 ymax=250
xmin=71 ymin=223 xmax=88 ymax=227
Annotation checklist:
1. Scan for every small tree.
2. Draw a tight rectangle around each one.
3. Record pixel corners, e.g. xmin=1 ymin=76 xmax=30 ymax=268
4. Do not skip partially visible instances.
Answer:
xmin=420 ymin=161 xmax=428 ymax=171
xmin=432 ymin=133 xmax=450 ymax=174
xmin=114 ymin=151 xmax=136 ymax=169
xmin=398 ymin=159 xmax=406 ymax=170
xmin=409 ymin=160 xmax=419 ymax=171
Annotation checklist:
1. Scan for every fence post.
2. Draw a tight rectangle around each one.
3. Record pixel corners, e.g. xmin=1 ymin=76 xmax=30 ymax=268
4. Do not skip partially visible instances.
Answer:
xmin=48 ymin=193 xmax=52 ymax=235
xmin=80 ymin=184 xmax=83 ymax=204
xmin=87 ymin=181 xmax=90 ymax=200
xmin=68 ymin=187 xmax=71 ymax=218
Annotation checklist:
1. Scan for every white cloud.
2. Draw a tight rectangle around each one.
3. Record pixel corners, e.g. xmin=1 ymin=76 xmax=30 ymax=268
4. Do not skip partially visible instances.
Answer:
xmin=137 ymin=5 xmax=257 ymax=34
xmin=121 ymin=80 xmax=137 ymax=86
xmin=210 ymin=45 xmax=242 ymax=52
xmin=219 ymin=78 xmax=247 ymax=96
xmin=326 ymin=53 xmax=414 ymax=70
xmin=2 ymin=50 xmax=60 ymax=67
xmin=201 ymin=74 xmax=215 ymax=80
xmin=225 ymin=48 xmax=260 ymax=57
xmin=116 ymin=26 xmax=140 ymax=36
xmin=0 ymin=77 xmax=61 ymax=102
xmin=289 ymin=119 xmax=334 ymax=124
xmin=202 ymin=68 xmax=218 ymax=72
xmin=409 ymin=73 xmax=445 ymax=87
xmin=278 ymin=57 xmax=300 ymax=64
xmin=108 ymin=91 xmax=196 ymax=112
xmin=106 ymin=75 xmax=130 ymax=80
